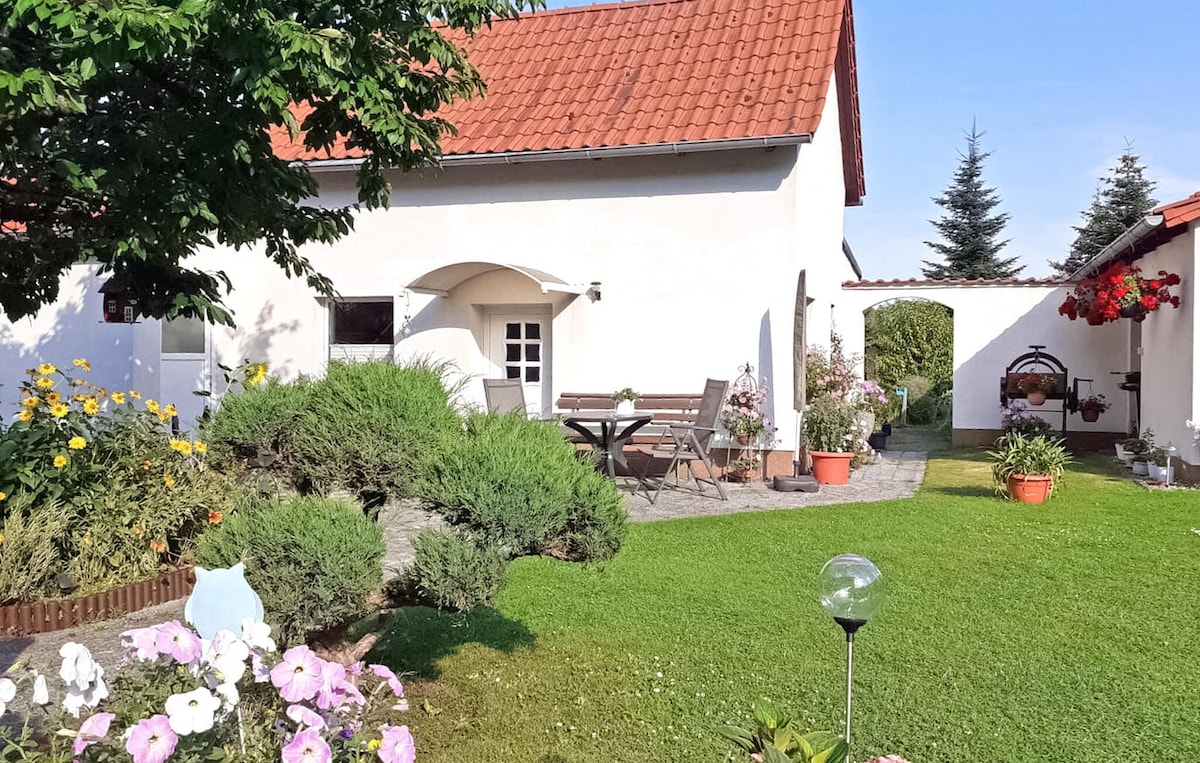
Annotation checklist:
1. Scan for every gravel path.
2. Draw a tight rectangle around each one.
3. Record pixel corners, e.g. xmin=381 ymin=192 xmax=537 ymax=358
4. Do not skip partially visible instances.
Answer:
xmin=0 ymin=447 xmax=928 ymax=714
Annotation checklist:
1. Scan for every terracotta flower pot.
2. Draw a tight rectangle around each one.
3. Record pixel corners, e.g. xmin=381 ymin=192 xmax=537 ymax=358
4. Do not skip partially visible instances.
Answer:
xmin=1007 ymin=473 xmax=1052 ymax=504
xmin=1025 ymin=391 xmax=1047 ymax=406
xmin=809 ymin=450 xmax=853 ymax=485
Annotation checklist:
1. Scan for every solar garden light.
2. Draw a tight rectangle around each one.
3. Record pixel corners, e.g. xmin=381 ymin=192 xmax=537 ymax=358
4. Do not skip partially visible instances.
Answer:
xmin=818 ymin=554 xmax=885 ymax=762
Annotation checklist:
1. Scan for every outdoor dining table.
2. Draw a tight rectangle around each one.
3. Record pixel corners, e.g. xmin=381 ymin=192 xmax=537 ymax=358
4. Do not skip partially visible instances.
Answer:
xmin=560 ymin=410 xmax=653 ymax=479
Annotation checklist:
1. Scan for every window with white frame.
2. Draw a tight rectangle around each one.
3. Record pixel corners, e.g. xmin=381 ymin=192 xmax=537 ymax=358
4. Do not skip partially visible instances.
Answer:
xmin=329 ymin=299 xmax=394 ymax=361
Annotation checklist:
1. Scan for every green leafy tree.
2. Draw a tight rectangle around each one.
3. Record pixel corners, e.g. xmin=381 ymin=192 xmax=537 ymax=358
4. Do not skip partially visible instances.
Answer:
xmin=864 ymin=300 xmax=954 ymax=393
xmin=1050 ymin=148 xmax=1157 ymax=277
xmin=0 ymin=0 xmax=537 ymax=324
xmin=922 ymin=125 xmax=1022 ymax=280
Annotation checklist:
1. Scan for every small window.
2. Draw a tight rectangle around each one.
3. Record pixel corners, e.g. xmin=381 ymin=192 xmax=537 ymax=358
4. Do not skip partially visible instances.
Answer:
xmin=162 ymin=317 xmax=206 ymax=354
xmin=332 ymin=300 xmax=393 ymax=345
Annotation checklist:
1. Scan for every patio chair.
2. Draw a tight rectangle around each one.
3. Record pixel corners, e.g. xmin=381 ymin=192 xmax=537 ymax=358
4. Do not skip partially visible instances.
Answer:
xmin=482 ymin=378 xmax=527 ymax=415
xmin=636 ymin=378 xmax=729 ymax=504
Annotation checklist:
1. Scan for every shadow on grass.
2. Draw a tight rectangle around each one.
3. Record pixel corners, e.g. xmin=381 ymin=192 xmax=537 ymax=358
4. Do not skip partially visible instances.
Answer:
xmin=368 ymin=605 xmax=534 ymax=679
xmin=926 ymin=485 xmax=995 ymax=498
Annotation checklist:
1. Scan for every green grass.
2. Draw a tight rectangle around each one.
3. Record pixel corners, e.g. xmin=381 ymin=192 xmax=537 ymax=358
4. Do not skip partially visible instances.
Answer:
xmin=371 ymin=453 xmax=1200 ymax=762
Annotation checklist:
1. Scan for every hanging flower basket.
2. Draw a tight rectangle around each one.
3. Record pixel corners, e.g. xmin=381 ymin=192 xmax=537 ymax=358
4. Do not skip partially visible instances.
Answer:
xmin=1058 ymin=262 xmax=1180 ymax=325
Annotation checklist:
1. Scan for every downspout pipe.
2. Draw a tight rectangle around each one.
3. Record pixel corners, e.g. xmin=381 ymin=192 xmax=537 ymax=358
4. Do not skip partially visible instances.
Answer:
xmin=1067 ymin=214 xmax=1165 ymax=280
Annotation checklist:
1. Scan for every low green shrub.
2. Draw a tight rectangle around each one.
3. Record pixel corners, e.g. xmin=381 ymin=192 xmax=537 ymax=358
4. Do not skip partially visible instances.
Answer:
xmin=195 ymin=495 xmax=385 ymax=646
xmin=0 ymin=495 xmax=72 ymax=603
xmin=202 ymin=377 xmax=312 ymax=469
xmin=406 ymin=528 xmax=509 ymax=612
xmin=286 ymin=359 xmax=463 ymax=500
xmin=417 ymin=413 xmax=627 ymax=561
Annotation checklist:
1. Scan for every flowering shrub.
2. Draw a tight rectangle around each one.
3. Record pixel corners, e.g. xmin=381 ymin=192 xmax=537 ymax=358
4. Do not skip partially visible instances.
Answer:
xmin=0 ymin=360 xmax=247 ymax=603
xmin=856 ymin=380 xmax=891 ymax=423
xmin=720 ymin=385 xmax=773 ymax=439
xmin=805 ymin=341 xmax=858 ymax=401
xmin=0 ymin=618 xmax=415 ymax=763
xmin=803 ymin=395 xmax=869 ymax=454
xmin=1058 ymin=262 xmax=1181 ymax=324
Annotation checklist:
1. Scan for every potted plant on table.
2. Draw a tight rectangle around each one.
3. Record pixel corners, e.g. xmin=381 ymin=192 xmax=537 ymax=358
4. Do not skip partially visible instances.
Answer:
xmin=612 ymin=387 xmax=638 ymax=415
xmin=1015 ymin=373 xmax=1056 ymax=406
xmin=1078 ymin=393 xmax=1109 ymax=422
xmin=988 ymin=431 xmax=1072 ymax=504
xmin=802 ymin=395 xmax=867 ymax=485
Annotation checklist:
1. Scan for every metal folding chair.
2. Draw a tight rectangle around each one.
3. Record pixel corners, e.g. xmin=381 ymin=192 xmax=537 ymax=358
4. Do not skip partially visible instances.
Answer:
xmin=637 ymin=378 xmax=729 ymax=504
xmin=482 ymin=378 xmax=527 ymax=415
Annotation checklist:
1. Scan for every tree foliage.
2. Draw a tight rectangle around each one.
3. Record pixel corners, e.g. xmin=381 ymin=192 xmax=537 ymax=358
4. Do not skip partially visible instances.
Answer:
xmin=922 ymin=126 xmax=1023 ymax=280
xmin=1050 ymin=148 xmax=1157 ymax=277
xmin=0 ymin=0 xmax=538 ymax=324
xmin=864 ymin=299 xmax=953 ymax=394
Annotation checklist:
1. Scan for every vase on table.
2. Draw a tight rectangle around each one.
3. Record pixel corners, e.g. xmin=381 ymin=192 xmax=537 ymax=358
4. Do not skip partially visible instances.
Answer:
xmin=616 ymin=400 xmax=636 ymax=415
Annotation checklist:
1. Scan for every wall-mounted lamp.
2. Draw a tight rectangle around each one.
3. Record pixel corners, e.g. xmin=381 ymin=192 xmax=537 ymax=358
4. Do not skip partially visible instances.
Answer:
xmin=587 ymin=281 xmax=602 ymax=302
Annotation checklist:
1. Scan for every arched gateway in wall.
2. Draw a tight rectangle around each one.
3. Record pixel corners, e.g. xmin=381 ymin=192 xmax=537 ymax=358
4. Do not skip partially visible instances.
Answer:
xmin=835 ymin=278 xmax=1133 ymax=450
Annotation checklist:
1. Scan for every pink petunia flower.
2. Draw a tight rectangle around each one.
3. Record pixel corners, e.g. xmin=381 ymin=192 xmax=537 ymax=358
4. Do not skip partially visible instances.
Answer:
xmin=282 ymin=728 xmax=332 ymax=763
xmin=124 ymin=715 xmax=178 ymax=763
xmin=368 ymin=664 xmax=405 ymax=698
xmin=286 ymin=704 xmax=326 ymax=730
xmin=153 ymin=621 xmax=203 ymax=665
xmin=121 ymin=626 xmax=162 ymax=662
xmin=74 ymin=712 xmax=115 ymax=756
xmin=271 ymin=646 xmax=325 ymax=703
xmin=376 ymin=725 xmax=416 ymax=763
xmin=314 ymin=661 xmax=346 ymax=710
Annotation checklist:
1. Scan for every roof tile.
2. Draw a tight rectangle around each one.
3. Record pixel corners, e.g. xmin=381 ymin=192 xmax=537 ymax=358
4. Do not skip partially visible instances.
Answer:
xmin=270 ymin=0 xmax=849 ymax=161
xmin=1156 ymin=191 xmax=1200 ymax=230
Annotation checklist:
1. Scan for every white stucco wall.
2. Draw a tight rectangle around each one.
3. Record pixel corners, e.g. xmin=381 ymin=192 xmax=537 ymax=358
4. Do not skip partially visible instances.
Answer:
xmin=837 ymin=282 xmax=1132 ymax=436
xmin=1136 ymin=227 xmax=1198 ymax=463
xmin=0 ymin=265 xmax=135 ymax=411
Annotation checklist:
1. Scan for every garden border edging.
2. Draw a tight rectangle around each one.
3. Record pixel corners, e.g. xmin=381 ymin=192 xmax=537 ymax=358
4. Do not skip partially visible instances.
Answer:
xmin=0 ymin=567 xmax=195 ymax=636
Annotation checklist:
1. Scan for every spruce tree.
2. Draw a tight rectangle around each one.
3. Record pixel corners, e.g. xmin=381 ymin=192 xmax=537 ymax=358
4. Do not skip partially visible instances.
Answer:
xmin=921 ymin=126 xmax=1022 ymax=279
xmin=1050 ymin=149 xmax=1158 ymax=277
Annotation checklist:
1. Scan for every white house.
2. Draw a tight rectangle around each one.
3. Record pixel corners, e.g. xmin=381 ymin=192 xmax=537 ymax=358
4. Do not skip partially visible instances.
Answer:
xmin=1 ymin=0 xmax=867 ymax=478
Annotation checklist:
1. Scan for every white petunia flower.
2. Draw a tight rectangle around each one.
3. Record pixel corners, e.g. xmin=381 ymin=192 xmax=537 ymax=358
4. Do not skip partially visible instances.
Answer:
xmin=0 ymin=677 xmax=15 ymax=715
xmin=203 ymin=630 xmax=250 ymax=684
xmin=59 ymin=642 xmax=99 ymax=689
xmin=62 ymin=668 xmax=108 ymax=718
xmin=165 ymin=687 xmax=221 ymax=735
xmin=240 ymin=618 xmax=276 ymax=653
xmin=213 ymin=681 xmax=240 ymax=714
xmin=32 ymin=673 xmax=49 ymax=706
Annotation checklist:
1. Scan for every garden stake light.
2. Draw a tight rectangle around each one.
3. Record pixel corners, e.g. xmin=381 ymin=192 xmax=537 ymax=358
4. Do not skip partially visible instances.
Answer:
xmin=819 ymin=554 xmax=884 ymax=763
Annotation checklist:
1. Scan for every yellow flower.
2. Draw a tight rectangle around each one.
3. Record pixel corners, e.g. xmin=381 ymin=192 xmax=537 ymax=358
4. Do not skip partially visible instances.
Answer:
xmin=164 ymin=403 xmax=178 ymax=418
xmin=367 ymin=740 xmax=382 ymax=752
xmin=0 ymin=491 xmax=6 ymax=502
xmin=163 ymin=473 xmax=176 ymax=487
xmin=73 ymin=393 xmax=87 ymax=402
xmin=68 ymin=436 xmax=87 ymax=450
xmin=72 ymin=358 xmax=91 ymax=372
xmin=17 ymin=410 xmax=32 ymax=423
xmin=53 ymin=455 xmax=68 ymax=468
xmin=158 ymin=413 xmax=172 ymax=424
xmin=193 ymin=441 xmax=207 ymax=455
xmin=247 ymin=363 xmax=269 ymax=386
xmin=35 ymin=377 xmax=54 ymax=390
xmin=0 ymin=531 xmax=4 ymax=544
xmin=96 ymin=387 xmax=107 ymax=397
xmin=49 ymin=403 xmax=69 ymax=418
xmin=21 ymin=396 xmax=39 ymax=408
xmin=168 ymin=438 xmax=193 ymax=457
xmin=45 ymin=392 xmax=61 ymax=404
xmin=37 ymin=363 xmax=56 ymax=375
xmin=129 ymin=390 xmax=142 ymax=399
xmin=110 ymin=391 xmax=126 ymax=405
xmin=82 ymin=399 xmax=100 ymax=415
xmin=145 ymin=399 xmax=160 ymax=414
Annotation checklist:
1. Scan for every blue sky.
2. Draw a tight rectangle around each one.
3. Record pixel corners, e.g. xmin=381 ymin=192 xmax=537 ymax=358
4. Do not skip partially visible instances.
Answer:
xmin=541 ymin=0 xmax=1200 ymax=279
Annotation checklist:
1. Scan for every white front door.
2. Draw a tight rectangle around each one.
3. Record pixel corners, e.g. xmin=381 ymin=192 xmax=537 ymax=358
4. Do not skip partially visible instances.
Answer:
xmin=487 ymin=311 xmax=550 ymax=417
xmin=160 ymin=316 xmax=211 ymax=431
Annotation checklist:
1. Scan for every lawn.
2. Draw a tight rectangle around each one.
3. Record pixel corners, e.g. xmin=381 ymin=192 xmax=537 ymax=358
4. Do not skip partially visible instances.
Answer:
xmin=372 ymin=453 xmax=1200 ymax=762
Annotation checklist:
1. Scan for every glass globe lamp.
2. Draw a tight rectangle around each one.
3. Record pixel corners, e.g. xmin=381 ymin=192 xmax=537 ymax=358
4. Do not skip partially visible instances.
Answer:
xmin=818 ymin=553 xmax=884 ymax=633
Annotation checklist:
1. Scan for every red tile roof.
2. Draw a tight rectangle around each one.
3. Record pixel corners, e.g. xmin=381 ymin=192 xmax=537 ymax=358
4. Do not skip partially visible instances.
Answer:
xmin=271 ymin=0 xmax=863 ymax=200
xmin=843 ymin=278 xmax=1068 ymax=288
xmin=1156 ymin=191 xmax=1200 ymax=230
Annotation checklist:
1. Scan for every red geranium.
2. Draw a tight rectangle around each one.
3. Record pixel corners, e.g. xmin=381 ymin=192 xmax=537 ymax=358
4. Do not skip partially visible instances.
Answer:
xmin=1058 ymin=262 xmax=1181 ymax=325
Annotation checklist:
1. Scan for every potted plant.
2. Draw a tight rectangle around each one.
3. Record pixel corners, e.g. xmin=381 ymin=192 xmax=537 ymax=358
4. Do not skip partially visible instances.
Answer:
xmin=612 ymin=387 xmax=638 ymax=415
xmin=719 ymin=703 xmax=848 ymax=763
xmin=721 ymin=385 xmax=772 ymax=445
xmin=1078 ymin=393 xmax=1109 ymax=422
xmin=802 ymin=394 xmax=865 ymax=485
xmin=1147 ymin=446 xmax=1175 ymax=482
xmin=1015 ymin=373 xmax=1056 ymax=406
xmin=1058 ymin=261 xmax=1182 ymax=325
xmin=1127 ymin=429 xmax=1155 ymax=474
xmin=987 ymin=431 xmax=1072 ymax=504
xmin=1001 ymin=401 xmax=1056 ymax=438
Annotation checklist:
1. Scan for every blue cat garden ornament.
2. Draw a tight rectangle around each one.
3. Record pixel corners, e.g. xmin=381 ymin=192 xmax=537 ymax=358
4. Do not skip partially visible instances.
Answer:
xmin=184 ymin=563 xmax=265 ymax=639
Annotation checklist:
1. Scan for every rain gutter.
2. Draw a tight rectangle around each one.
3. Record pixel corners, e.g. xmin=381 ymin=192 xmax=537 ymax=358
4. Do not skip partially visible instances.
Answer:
xmin=301 ymin=134 xmax=814 ymax=172
xmin=1067 ymin=214 xmax=1164 ymax=280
